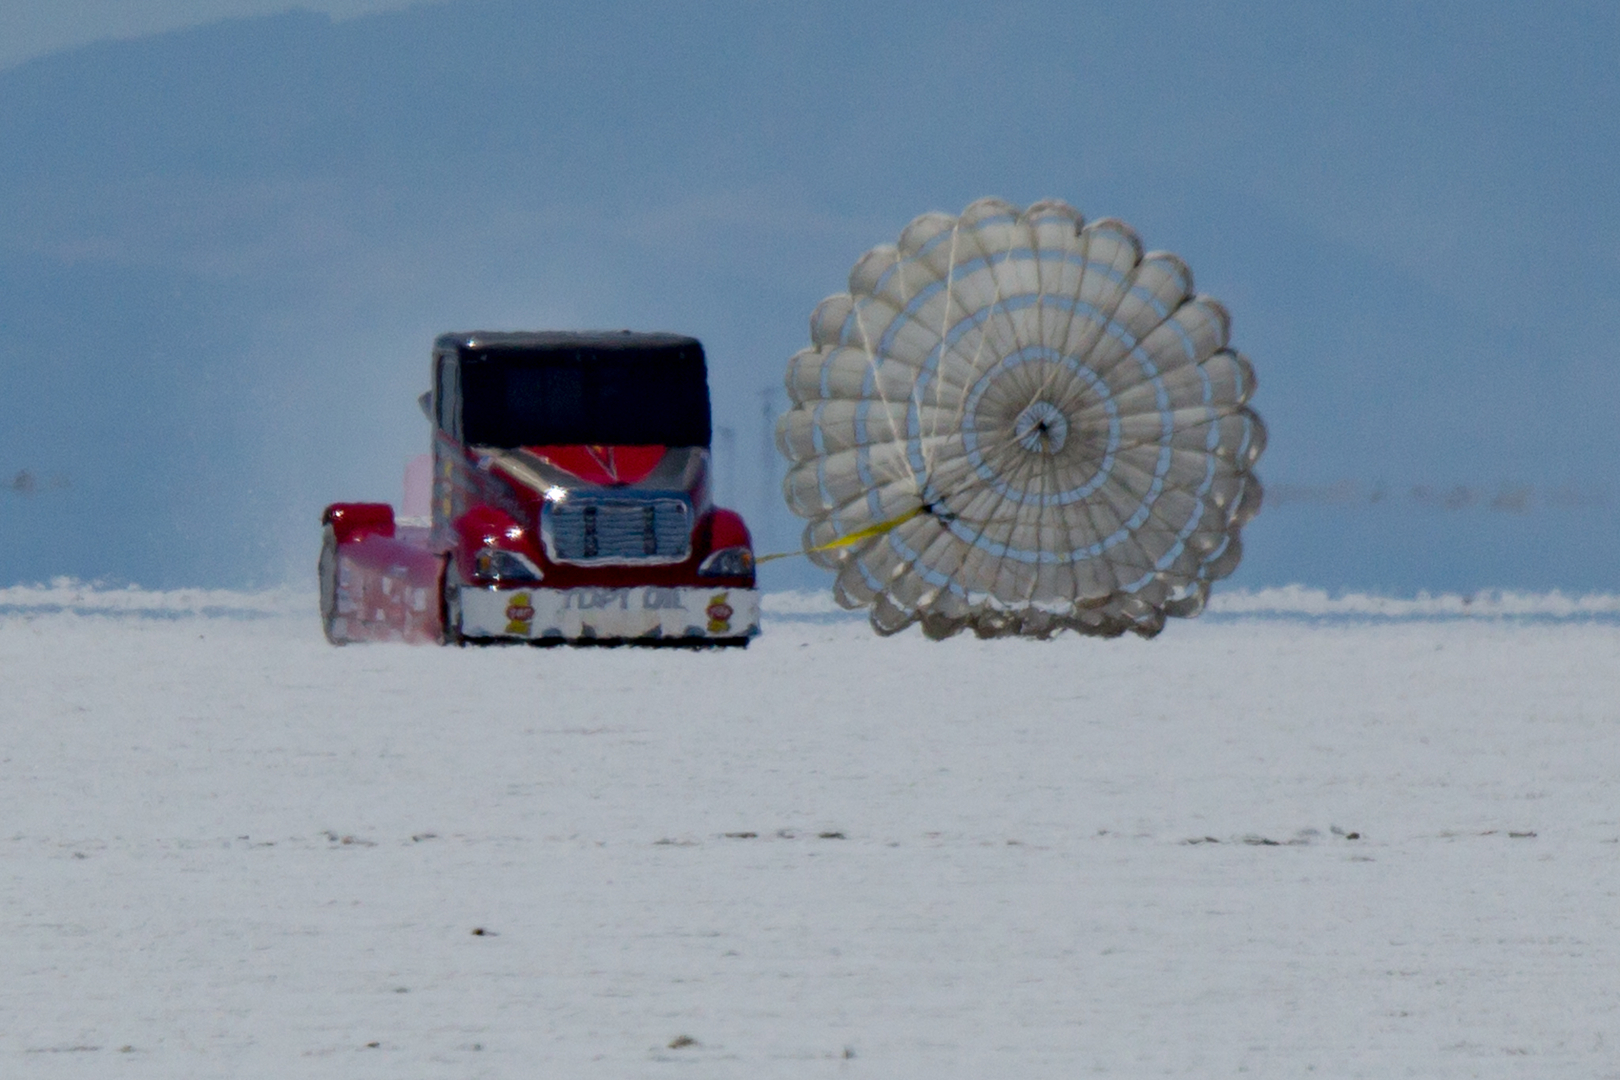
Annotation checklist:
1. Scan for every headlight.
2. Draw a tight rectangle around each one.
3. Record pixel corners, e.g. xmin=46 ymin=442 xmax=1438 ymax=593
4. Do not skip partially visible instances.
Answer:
xmin=473 ymin=547 xmax=543 ymax=583
xmin=698 ymin=546 xmax=754 ymax=577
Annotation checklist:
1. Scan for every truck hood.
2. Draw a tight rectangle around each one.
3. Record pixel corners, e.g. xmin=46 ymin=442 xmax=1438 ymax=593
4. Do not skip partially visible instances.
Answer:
xmin=478 ymin=444 xmax=708 ymax=498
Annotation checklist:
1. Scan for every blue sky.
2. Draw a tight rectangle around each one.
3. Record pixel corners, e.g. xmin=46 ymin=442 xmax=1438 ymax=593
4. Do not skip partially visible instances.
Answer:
xmin=1 ymin=1 xmax=1616 ymax=592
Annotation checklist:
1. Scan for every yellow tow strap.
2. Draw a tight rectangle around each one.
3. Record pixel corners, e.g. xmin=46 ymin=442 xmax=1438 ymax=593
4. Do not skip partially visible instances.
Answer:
xmin=756 ymin=505 xmax=927 ymax=564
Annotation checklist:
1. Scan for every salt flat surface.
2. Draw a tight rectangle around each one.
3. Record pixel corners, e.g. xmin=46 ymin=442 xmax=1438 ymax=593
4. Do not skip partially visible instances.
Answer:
xmin=2 ymin=591 xmax=1618 ymax=1078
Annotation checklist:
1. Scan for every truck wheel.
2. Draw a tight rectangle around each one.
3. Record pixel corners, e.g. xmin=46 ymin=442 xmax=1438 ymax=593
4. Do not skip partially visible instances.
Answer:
xmin=440 ymin=558 xmax=465 ymax=646
xmin=318 ymin=524 xmax=345 ymax=645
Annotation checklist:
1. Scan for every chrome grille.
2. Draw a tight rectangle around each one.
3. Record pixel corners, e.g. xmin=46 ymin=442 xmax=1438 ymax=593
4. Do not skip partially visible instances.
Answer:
xmin=544 ymin=497 xmax=693 ymax=564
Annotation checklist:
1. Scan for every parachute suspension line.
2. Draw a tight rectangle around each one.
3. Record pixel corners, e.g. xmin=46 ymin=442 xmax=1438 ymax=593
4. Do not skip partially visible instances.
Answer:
xmin=1000 ymin=207 xmax=1044 ymax=421
xmin=912 ymin=221 xmax=962 ymax=511
xmin=1031 ymin=430 xmax=1084 ymax=607
xmin=856 ymin=246 xmax=932 ymax=519
xmin=1031 ymin=216 xmax=1110 ymax=427
xmin=1053 ymin=229 xmax=1145 ymax=423
xmin=977 ymin=215 xmax=1036 ymax=604
xmin=1023 ymin=219 xmax=1157 ymax=602
xmin=900 ymin=243 xmax=973 ymax=617
xmin=921 ymin=218 xmax=1008 ymax=520
xmin=1027 ymin=213 xmax=1088 ymax=440
xmin=1019 ymin=214 xmax=1096 ymax=612
xmin=924 ymin=220 xmax=1001 ymax=521
xmin=893 ymin=229 xmax=934 ymax=513
xmin=1022 ymin=415 xmax=1052 ymax=612
xmin=1006 ymin=208 xmax=1056 ymax=616
xmin=949 ymin=423 xmax=1055 ymax=598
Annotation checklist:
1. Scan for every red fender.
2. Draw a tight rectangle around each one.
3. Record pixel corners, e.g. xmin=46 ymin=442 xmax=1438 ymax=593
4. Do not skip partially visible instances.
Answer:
xmin=706 ymin=507 xmax=753 ymax=552
xmin=323 ymin=502 xmax=395 ymax=543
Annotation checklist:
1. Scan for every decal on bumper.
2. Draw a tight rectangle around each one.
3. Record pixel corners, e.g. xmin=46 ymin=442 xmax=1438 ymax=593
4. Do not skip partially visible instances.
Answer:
xmin=458 ymin=586 xmax=760 ymax=640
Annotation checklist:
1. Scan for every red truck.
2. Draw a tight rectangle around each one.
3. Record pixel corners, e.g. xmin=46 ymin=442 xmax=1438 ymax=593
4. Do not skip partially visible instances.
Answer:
xmin=318 ymin=332 xmax=760 ymax=646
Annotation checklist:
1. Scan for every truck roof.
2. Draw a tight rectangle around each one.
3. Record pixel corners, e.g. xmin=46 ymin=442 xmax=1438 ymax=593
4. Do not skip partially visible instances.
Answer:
xmin=434 ymin=331 xmax=702 ymax=354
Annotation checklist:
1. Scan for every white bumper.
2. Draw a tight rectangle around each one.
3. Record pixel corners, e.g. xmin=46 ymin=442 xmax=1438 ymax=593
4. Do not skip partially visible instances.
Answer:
xmin=457 ymin=585 xmax=760 ymax=642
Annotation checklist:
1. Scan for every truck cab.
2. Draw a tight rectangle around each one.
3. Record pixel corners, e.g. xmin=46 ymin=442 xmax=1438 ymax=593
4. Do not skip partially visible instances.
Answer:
xmin=320 ymin=331 xmax=760 ymax=646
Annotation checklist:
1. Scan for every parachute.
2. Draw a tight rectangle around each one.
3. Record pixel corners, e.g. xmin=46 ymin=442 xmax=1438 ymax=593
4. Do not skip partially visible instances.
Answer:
xmin=775 ymin=197 xmax=1266 ymax=640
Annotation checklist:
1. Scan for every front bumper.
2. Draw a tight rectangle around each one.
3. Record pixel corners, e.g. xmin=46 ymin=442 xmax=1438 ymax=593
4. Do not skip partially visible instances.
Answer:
xmin=456 ymin=584 xmax=760 ymax=642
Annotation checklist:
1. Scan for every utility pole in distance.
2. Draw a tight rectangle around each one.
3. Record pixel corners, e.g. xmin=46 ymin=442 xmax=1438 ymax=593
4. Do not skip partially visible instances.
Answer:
xmin=759 ymin=385 xmax=781 ymax=552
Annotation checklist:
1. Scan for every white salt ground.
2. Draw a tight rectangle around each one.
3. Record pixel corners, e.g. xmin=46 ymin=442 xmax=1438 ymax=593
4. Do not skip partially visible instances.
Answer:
xmin=2 ymin=588 xmax=1618 ymax=1078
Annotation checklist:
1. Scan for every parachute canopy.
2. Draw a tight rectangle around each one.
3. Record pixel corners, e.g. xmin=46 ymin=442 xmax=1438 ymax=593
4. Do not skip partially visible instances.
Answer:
xmin=775 ymin=198 xmax=1266 ymax=639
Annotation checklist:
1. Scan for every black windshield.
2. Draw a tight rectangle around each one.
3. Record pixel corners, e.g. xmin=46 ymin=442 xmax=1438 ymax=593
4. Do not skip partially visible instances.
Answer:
xmin=459 ymin=346 xmax=712 ymax=447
